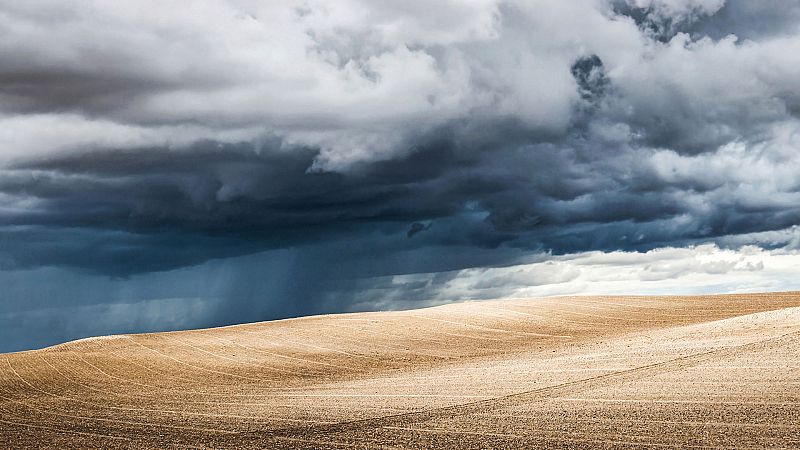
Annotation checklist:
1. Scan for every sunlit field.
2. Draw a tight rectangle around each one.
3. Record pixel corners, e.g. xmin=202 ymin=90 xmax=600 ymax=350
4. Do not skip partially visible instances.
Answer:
xmin=3 ymin=293 xmax=800 ymax=448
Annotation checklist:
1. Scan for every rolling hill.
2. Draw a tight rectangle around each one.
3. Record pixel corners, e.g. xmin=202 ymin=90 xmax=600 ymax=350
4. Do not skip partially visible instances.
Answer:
xmin=2 ymin=293 xmax=800 ymax=448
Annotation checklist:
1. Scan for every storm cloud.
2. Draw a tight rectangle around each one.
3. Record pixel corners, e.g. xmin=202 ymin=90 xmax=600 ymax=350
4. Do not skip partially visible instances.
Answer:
xmin=2 ymin=0 xmax=800 ymax=351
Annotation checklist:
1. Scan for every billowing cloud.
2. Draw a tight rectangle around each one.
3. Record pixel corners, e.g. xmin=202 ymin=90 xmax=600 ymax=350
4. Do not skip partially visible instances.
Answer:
xmin=339 ymin=243 xmax=800 ymax=311
xmin=2 ymin=0 xmax=800 ymax=351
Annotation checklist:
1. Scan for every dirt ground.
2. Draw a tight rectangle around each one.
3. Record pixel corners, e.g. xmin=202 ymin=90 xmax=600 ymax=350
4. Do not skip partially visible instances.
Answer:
xmin=2 ymin=292 xmax=800 ymax=449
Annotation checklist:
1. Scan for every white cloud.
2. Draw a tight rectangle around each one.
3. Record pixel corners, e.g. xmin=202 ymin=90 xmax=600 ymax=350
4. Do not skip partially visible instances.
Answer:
xmin=0 ymin=0 xmax=631 ymax=169
xmin=3 ymin=0 xmax=799 ymax=171
xmin=0 ymin=113 xmax=265 ymax=163
xmin=353 ymin=243 xmax=800 ymax=309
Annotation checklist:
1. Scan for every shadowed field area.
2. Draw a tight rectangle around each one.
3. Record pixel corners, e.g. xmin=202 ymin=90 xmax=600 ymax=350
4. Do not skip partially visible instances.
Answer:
xmin=2 ymin=293 xmax=800 ymax=449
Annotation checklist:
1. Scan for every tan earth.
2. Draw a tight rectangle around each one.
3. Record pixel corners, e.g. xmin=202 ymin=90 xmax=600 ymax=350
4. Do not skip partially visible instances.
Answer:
xmin=2 ymin=292 xmax=800 ymax=449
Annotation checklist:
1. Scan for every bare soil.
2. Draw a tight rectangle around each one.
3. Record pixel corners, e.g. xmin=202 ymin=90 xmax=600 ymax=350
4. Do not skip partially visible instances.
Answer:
xmin=3 ymin=292 xmax=800 ymax=449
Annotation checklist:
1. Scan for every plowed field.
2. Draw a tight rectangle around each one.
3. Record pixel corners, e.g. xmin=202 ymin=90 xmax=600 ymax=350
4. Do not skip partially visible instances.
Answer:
xmin=3 ymin=293 xmax=800 ymax=448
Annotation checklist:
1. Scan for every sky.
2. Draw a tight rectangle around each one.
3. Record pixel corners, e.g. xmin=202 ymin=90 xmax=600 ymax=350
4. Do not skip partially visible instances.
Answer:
xmin=2 ymin=0 xmax=800 ymax=352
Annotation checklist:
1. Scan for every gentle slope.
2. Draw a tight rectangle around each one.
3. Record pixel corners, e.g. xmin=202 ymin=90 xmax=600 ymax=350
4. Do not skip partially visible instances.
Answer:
xmin=3 ymin=293 xmax=800 ymax=448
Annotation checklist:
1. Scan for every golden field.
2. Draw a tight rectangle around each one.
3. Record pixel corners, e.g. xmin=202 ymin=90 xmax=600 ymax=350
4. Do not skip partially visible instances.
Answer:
xmin=2 ymin=293 xmax=800 ymax=449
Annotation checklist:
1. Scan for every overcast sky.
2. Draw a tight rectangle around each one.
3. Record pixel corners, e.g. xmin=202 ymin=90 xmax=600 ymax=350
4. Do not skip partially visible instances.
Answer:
xmin=2 ymin=0 xmax=800 ymax=352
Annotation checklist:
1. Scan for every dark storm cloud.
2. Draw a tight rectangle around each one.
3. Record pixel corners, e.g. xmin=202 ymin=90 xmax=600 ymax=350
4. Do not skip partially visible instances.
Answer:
xmin=3 ymin=0 xmax=800 ymax=351
xmin=407 ymin=222 xmax=432 ymax=238
xmin=4 ymin=122 xmax=800 ymax=276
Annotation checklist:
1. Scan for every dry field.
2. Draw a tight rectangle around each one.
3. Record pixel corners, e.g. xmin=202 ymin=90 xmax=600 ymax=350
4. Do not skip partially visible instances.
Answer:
xmin=3 ymin=293 xmax=800 ymax=449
